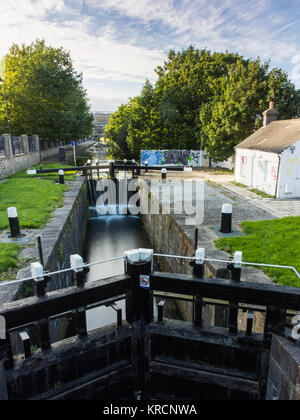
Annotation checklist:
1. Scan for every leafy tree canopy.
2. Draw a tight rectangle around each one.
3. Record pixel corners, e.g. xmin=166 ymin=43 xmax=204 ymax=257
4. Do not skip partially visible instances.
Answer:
xmin=0 ymin=39 xmax=93 ymax=142
xmin=106 ymin=46 xmax=300 ymax=162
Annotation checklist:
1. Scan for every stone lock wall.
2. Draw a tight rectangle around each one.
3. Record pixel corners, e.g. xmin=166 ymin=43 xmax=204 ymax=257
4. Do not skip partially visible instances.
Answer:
xmin=267 ymin=335 xmax=300 ymax=400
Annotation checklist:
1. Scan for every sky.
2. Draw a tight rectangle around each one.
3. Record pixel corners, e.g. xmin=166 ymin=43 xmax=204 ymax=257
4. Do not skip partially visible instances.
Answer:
xmin=1 ymin=0 xmax=300 ymax=112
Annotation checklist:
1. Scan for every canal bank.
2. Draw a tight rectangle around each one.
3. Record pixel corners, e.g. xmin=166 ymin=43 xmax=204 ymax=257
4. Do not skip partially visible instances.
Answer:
xmin=0 ymin=176 xmax=89 ymax=304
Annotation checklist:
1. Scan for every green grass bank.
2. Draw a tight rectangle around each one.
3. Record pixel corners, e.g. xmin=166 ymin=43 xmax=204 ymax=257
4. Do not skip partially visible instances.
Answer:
xmin=216 ymin=217 xmax=300 ymax=287
xmin=0 ymin=163 xmax=76 ymax=278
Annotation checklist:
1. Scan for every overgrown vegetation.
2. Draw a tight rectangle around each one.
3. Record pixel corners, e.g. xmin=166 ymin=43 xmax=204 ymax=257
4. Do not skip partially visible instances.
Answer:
xmin=231 ymin=181 xmax=248 ymax=188
xmin=106 ymin=46 xmax=300 ymax=162
xmin=216 ymin=217 xmax=300 ymax=287
xmin=249 ymin=189 xmax=274 ymax=198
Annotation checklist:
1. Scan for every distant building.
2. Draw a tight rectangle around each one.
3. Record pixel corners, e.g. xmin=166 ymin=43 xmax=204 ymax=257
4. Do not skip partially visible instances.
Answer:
xmin=235 ymin=102 xmax=300 ymax=198
xmin=92 ymin=112 xmax=112 ymax=137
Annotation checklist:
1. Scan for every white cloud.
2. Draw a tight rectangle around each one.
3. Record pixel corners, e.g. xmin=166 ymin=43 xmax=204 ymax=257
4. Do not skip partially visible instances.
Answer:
xmin=0 ymin=2 xmax=166 ymax=109
xmin=90 ymin=0 xmax=298 ymax=63
xmin=0 ymin=0 xmax=299 ymax=110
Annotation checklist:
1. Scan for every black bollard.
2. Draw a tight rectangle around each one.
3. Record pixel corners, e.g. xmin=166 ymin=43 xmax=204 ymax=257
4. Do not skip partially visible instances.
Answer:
xmin=220 ymin=203 xmax=232 ymax=233
xmin=7 ymin=207 xmax=21 ymax=238
xmin=109 ymin=160 xmax=115 ymax=179
xmin=59 ymin=169 xmax=65 ymax=184
xmin=161 ymin=168 xmax=167 ymax=181
xmin=145 ymin=160 xmax=149 ymax=173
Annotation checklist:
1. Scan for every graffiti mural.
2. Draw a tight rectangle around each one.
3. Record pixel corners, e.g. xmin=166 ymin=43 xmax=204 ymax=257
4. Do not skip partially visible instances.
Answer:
xmin=141 ymin=150 xmax=206 ymax=167
xmin=140 ymin=150 xmax=164 ymax=166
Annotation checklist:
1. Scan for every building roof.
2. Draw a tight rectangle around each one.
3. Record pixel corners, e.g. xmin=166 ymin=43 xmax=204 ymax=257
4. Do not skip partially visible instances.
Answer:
xmin=236 ymin=120 xmax=300 ymax=154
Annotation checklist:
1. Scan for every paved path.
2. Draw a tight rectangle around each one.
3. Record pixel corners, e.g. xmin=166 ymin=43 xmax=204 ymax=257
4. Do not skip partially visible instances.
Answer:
xmin=198 ymin=171 xmax=300 ymax=219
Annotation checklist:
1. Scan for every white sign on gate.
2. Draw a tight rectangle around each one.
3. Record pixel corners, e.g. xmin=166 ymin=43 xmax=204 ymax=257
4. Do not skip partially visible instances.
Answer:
xmin=140 ymin=275 xmax=150 ymax=290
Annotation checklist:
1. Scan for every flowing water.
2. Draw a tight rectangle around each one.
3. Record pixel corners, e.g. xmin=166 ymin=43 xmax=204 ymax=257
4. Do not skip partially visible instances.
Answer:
xmin=83 ymin=205 xmax=151 ymax=331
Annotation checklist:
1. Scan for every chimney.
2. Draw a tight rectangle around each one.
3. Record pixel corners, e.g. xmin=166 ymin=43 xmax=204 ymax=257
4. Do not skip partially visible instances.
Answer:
xmin=263 ymin=102 xmax=279 ymax=127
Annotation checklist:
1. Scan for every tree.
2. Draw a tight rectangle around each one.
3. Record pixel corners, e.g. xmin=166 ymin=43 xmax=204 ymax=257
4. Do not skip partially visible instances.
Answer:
xmin=0 ymin=39 xmax=93 ymax=141
xmin=106 ymin=46 xmax=300 ymax=161
xmin=200 ymin=58 xmax=300 ymax=161
xmin=105 ymin=103 xmax=133 ymax=159
xmin=126 ymin=80 xmax=160 ymax=157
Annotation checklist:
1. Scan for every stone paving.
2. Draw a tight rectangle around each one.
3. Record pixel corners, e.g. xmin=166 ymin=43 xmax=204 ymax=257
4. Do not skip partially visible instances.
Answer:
xmin=198 ymin=170 xmax=300 ymax=219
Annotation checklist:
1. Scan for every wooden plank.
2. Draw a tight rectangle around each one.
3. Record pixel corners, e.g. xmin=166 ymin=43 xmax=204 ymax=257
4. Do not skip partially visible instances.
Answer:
xmin=150 ymin=360 xmax=259 ymax=394
xmin=150 ymin=272 xmax=300 ymax=311
xmin=0 ymin=274 xmax=129 ymax=329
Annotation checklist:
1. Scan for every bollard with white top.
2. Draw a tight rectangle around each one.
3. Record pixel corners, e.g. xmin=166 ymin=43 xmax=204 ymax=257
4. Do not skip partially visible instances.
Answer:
xmin=192 ymin=247 xmax=205 ymax=278
xmin=7 ymin=207 xmax=21 ymax=238
xmin=145 ymin=160 xmax=149 ymax=173
xmin=220 ymin=203 xmax=232 ymax=233
xmin=227 ymin=251 xmax=243 ymax=283
xmin=70 ymin=254 xmax=89 ymax=337
xmin=31 ymin=262 xmax=48 ymax=297
xmin=161 ymin=167 xmax=167 ymax=181
xmin=70 ymin=254 xmax=89 ymax=288
xmin=59 ymin=169 xmax=64 ymax=184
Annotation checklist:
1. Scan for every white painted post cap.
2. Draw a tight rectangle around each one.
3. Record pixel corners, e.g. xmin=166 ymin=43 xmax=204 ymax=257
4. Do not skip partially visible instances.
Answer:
xmin=124 ymin=249 xmax=140 ymax=264
xmin=161 ymin=168 xmax=167 ymax=174
xmin=195 ymin=248 xmax=205 ymax=264
xmin=27 ymin=169 xmax=37 ymax=175
xmin=233 ymin=251 xmax=243 ymax=268
xmin=124 ymin=248 xmax=154 ymax=263
xmin=124 ymin=159 xmax=127 ymax=163
xmin=139 ymin=248 xmax=154 ymax=262
xmin=222 ymin=203 xmax=233 ymax=214
xmin=7 ymin=207 xmax=18 ymax=218
xmin=31 ymin=262 xmax=44 ymax=281
xmin=58 ymin=170 xmax=64 ymax=175
xmin=70 ymin=254 xmax=84 ymax=272
xmin=145 ymin=160 xmax=149 ymax=165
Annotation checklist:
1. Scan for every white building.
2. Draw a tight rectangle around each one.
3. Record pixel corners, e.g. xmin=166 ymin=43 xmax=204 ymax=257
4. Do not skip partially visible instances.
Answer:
xmin=235 ymin=103 xmax=300 ymax=198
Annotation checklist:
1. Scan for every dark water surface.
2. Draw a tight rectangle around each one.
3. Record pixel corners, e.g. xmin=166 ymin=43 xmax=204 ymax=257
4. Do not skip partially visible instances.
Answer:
xmin=83 ymin=206 xmax=151 ymax=331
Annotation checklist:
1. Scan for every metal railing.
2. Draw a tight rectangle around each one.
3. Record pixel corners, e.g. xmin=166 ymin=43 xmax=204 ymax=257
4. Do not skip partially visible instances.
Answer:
xmin=11 ymin=136 xmax=24 ymax=155
xmin=0 ymin=136 xmax=6 ymax=157
xmin=1 ymin=251 xmax=300 ymax=287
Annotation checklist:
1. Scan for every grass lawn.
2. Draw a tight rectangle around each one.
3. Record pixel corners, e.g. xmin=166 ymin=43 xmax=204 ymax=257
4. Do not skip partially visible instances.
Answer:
xmin=0 ymin=244 xmax=21 ymax=272
xmin=215 ymin=217 xmax=300 ymax=288
xmin=0 ymin=178 xmax=69 ymax=230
